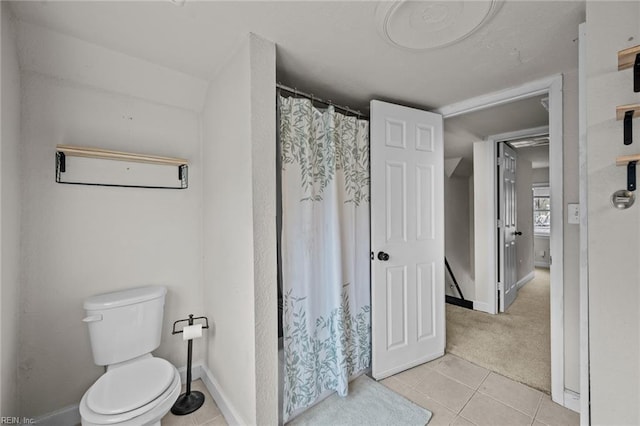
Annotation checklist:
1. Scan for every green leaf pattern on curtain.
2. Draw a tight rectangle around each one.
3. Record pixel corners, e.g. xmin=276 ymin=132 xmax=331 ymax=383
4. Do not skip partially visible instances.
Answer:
xmin=283 ymin=286 xmax=371 ymax=418
xmin=279 ymin=95 xmax=370 ymax=206
xmin=279 ymin=94 xmax=371 ymax=421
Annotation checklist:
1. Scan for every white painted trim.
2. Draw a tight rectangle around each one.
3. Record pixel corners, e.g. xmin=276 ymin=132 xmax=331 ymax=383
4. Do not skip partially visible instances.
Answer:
xmin=435 ymin=76 xmax=561 ymax=119
xmin=35 ymin=404 xmax=80 ymax=426
xmin=564 ymin=389 xmax=581 ymax=413
xmin=516 ymin=271 xmax=535 ymax=289
xmin=578 ymin=22 xmax=590 ymax=426
xmin=442 ymin=74 xmax=567 ymax=408
xmin=535 ymin=261 xmax=551 ymax=268
xmin=200 ymin=364 xmax=246 ymax=426
xmin=548 ymin=74 xmax=565 ymax=408
xmin=472 ymin=301 xmax=493 ymax=314
xmin=473 ymin=140 xmax=498 ymax=315
xmin=492 ymin=125 xmax=550 ymax=142
xmin=177 ymin=363 xmax=203 ymax=383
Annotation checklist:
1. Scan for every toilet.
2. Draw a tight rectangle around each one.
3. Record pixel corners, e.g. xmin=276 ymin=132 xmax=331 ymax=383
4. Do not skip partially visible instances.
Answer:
xmin=80 ymin=286 xmax=181 ymax=426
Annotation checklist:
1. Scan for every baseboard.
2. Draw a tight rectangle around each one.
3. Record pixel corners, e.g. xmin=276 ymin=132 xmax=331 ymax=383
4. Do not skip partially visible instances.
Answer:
xmin=473 ymin=301 xmax=493 ymax=314
xmin=35 ymin=404 xmax=80 ymax=425
xmin=200 ymin=364 xmax=247 ymax=426
xmin=177 ymin=362 xmax=203 ymax=383
xmin=35 ymin=362 xmax=206 ymax=426
xmin=535 ymin=261 xmax=550 ymax=268
xmin=564 ymin=389 xmax=580 ymax=413
xmin=516 ymin=271 xmax=535 ymax=289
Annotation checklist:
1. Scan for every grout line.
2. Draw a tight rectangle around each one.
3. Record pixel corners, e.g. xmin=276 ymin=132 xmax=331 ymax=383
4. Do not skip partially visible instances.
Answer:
xmin=456 ymin=387 xmax=478 ymax=415
xmin=532 ymin=394 xmax=545 ymax=425
xmin=475 ymin=390 xmax=536 ymax=423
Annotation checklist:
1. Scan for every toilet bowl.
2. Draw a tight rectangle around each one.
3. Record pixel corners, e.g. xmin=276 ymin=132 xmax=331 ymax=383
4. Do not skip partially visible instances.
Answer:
xmin=80 ymin=286 xmax=180 ymax=426
xmin=80 ymin=357 xmax=181 ymax=426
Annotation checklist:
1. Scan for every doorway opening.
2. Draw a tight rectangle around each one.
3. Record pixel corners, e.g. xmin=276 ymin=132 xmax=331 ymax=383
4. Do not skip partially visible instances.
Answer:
xmin=436 ymin=75 xmax=565 ymax=403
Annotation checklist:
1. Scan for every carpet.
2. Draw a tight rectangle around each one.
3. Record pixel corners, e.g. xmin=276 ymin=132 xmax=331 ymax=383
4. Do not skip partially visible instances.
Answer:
xmin=287 ymin=375 xmax=433 ymax=426
xmin=446 ymin=268 xmax=551 ymax=393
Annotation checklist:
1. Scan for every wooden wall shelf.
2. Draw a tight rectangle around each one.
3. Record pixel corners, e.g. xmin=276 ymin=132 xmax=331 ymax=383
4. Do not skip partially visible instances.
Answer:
xmin=618 ymin=45 xmax=640 ymax=71
xmin=56 ymin=145 xmax=188 ymax=166
xmin=55 ymin=145 xmax=189 ymax=189
xmin=615 ymin=104 xmax=640 ymax=120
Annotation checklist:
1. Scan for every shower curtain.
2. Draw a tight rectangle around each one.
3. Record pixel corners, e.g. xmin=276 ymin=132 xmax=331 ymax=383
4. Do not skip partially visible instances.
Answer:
xmin=279 ymin=95 xmax=371 ymax=421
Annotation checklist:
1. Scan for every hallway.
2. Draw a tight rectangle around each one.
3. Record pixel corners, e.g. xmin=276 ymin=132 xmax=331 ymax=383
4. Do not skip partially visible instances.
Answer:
xmin=446 ymin=269 xmax=551 ymax=393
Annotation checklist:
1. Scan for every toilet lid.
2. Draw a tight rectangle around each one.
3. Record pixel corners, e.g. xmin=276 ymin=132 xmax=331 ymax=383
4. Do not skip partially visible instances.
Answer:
xmin=87 ymin=358 xmax=175 ymax=415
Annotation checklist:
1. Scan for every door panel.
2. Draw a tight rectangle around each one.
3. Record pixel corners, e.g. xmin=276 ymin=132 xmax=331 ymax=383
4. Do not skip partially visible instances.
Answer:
xmin=371 ymin=100 xmax=444 ymax=379
xmin=499 ymin=142 xmax=518 ymax=312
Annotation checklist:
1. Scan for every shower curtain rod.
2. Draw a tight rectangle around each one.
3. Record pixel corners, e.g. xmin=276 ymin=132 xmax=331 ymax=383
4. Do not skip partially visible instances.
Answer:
xmin=276 ymin=83 xmax=368 ymax=119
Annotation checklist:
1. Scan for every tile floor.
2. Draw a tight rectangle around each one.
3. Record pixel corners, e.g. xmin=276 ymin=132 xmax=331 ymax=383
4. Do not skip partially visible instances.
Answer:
xmin=381 ymin=354 xmax=579 ymax=426
xmin=162 ymin=380 xmax=227 ymax=426
xmin=163 ymin=355 xmax=577 ymax=426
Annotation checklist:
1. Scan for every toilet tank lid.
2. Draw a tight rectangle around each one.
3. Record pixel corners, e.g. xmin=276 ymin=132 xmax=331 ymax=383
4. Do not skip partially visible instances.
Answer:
xmin=84 ymin=286 xmax=167 ymax=311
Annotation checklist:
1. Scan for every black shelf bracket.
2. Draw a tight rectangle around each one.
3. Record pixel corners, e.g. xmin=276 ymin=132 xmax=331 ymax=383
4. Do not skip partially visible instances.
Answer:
xmin=625 ymin=110 xmax=635 ymax=145
xmin=628 ymin=161 xmax=637 ymax=192
xmin=634 ymin=53 xmax=640 ymax=93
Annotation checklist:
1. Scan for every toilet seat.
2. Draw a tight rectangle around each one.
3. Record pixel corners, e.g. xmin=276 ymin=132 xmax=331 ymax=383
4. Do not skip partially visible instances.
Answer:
xmin=88 ymin=358 xmax=175 ymax=415
xmin=80 ymin=358 xmax=181 ymax=426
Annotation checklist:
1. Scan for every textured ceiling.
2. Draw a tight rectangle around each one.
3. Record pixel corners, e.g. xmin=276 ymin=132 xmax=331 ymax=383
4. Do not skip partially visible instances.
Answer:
xmin=9 ymin=1 xmax=585 ymax=113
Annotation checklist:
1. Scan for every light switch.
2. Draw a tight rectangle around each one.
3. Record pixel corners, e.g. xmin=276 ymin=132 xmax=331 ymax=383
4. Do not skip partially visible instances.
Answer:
xmin=568 ymin=203 xmax=580 ymax=224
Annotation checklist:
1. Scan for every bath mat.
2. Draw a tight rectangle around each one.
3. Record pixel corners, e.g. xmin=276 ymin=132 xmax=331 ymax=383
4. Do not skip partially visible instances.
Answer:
xmin=287 ymin=375 xmax=432 ymax=426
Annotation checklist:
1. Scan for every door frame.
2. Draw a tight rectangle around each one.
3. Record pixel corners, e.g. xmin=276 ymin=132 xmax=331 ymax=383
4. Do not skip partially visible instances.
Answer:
xmin=493 ymin=133 xmax=541 ymax=312
xmin=435 ymin=74 xmax=566 ymax=407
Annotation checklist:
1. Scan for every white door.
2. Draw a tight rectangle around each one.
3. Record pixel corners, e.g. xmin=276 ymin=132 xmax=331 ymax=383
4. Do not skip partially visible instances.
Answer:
xmin=370 ymin=100 xmax=445 ymax=379
xmin=498 ymin=142 xmax=518 ymax=312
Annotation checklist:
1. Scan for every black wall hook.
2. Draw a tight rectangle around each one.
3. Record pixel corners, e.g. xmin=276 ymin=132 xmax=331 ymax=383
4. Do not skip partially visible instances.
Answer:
xmin=628 ymin=161 xmax=637 ymax=192
xmin=625 ymin=110 xmax=635 ymax=145
xmin=634 ymin=53 xmax=640 ymax=93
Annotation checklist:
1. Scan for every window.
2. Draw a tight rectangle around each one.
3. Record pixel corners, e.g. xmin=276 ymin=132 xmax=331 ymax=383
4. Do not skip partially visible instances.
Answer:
xmin=533 ymin=186 xmax=550 ymax=236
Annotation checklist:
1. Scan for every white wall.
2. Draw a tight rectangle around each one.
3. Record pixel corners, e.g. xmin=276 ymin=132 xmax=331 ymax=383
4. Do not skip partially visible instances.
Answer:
xmin=444 ymin=174 xmax=475 ymax=300
xmin=532 ymin=167 xmax=549 ymax=184
xmin=586 ymin=2 xmax=640 ymax=424
xmin=202 ymin=34 xmax=277 ymax=425
xmin=562 ymin=69 xmax=581 ymax=394
xmin=515 ymin=157 xmax=534 ymax=282
xmin=19 ymin=69 xmax=203 ymax=417
xmin=1 ymin=3 xmax=22 ymax=416
xmin=473 ymin=141 xmax=496 ymax=313
xmin=534 ymin=236 xmax=551 ymax=268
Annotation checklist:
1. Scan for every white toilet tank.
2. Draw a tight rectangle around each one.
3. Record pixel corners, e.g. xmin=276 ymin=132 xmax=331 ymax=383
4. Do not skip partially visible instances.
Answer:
xmin=83 ymin=286 xmax=167 ymax=366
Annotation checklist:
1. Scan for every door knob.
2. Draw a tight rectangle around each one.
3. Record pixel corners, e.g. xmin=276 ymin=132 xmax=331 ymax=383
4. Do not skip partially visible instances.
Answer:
xmin=377 ymin=251 xmax=390 ymax=261
xmin=514 ymin=231 xmax=523 ymax=236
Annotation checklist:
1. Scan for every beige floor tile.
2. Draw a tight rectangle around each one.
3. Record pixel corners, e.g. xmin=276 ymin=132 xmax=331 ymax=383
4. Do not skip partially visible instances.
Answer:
xmin=535 ymin=397 xmax=579 ymax=426
xmin=380 ymin=376 xmax=414 ymax=396
xmin=459 ymin=393 xmax=533 ymax=426
xmin=478 ymin=372 xmax=542 ymax=417
xmin=421 ymin=400 xmax=457 ymax=426
xmin=451 ymin=416 xmax=476 ymax=426
xmin=434 ymin=354 xmax=490 ymax=390
xmin=381 ymin=375 xmax=456 ymax=426
xmin=201 ymin=415 xmax=228 ymax=426
xmin=162 ymin=412 xmax=197 ymax=426
xmin=393 ymin=362 xmax=433 ymax=388
xmin=398 ymin=384 xmax=455 ymax=424
xmin=190 ymin=383 xmax=223 ymax=425
xmin=162 ymin=380 xmax=225 ymax=426
xmin=412 ymin=370 xmax=475 ymax=413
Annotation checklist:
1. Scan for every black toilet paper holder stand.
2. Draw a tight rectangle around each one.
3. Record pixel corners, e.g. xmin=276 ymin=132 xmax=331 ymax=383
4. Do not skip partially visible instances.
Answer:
xmin=171 ymin=314 xmax=209 ymax=416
